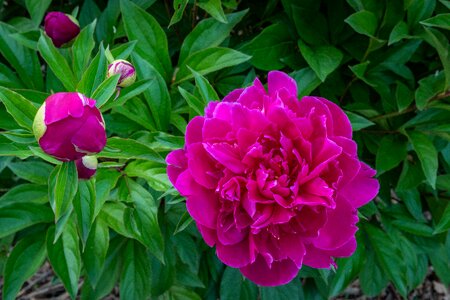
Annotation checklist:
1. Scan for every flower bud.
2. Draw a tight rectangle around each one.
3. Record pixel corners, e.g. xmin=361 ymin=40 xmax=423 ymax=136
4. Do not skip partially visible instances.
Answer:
xmin=33 ymin=92 xmax=107 ymax=161
xmin=76 ymin=155 xmax=97 ymax=179
xmin=107 ymin=59 xmax=136 ymax=88
xmin=44 ymin=12 xmax=80 ymax=48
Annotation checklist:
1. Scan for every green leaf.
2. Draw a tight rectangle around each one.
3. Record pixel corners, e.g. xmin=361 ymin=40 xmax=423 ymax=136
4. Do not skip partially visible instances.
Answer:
xmin=91 ymin=74 xmax=120 ymax=107
xmin=169 ymin=0 xmax=189 ymax=27
xmin=364 ymin=224 xmax=408 ymax=297
xmin=396 ymin=81 xmax=414 ymax=111
xmin=176 ymin=47 xmax=251 ymax=83
xmin=98 ymin=137 xmax=164 ymax=163
xmin=434 ymin=203 xmax=450 ymax=234
xmin=240 ymin=23 xmax=294 ymax=71
xmin=128 ymin=179 xmax=164 ymax=262
xmin=376 ymin=135 xmax=408 ymax=173
xmin=408 ymin=131 xmax=438 ymax=189
xmin=179 ymin=10 xmax=247 ymax=64
xmin=392 ymin=219 xmax=434 ymax=236
xmin=359 ymin=250 xmax=388 ymax=296
xmin=345 ymin=111 xmax=375 ymax=131
xmin=73 ymin=20 xmax=97 ymax=79
xmin=125 ymin=160 xmax=171 ymax=192
xmin=388 ymin=21 xmax=409 ymax=45
xmin=25 ymin=0 xmax=52 ymax=27
xmin=291 ymin=5 xmax=328 ymax=46
xmin=420 ymin=13 xmax=450 ymax=30
xmin=47 ymin=221 xmax=82 ymax=300
xmin=298 ymin=40 xmax=343 ymax=82
xmin=48 ymin=162 xmax=79 ymax=222
xmin=345 ymin=10 xmax=378 ymax=37
xmin=8 ymin=161 xmax=53 ymax=185
xmin=198 ymin=0 xmax=227 ymax=23
xmin=291 ymin=68 xmax=321 ymax=97
xmin=77 ymin=44 xmax=108 ymax=97
xmin=2 ymin=234 xmax=46 ymax=300
xmin=0 ymin=87 xmax=37 ymax=131
xmin=100 ymin=202 xmax=135 ymax=239
xmin=10 ymin=30 xmax=40 ymax=50
xmin=178 ymin=86 xmax=205 ymax=116
xmin=121 ymin=0 xmax=172 ymax=82
xmin=94 ymin=168 xmax=121 ymax=218
xmin=132 ymin=53 xmax=171 ymax=131
xmin=0 ymin=183 xmax=47 ymax=209
xmin=260 ymin=279 xmax=302 ymax=300
xmin=73 ymin=180 xmax=97 ymax=246
xmin=0 ymin=22 xmax=43 ymax=90
xmin=220 ymin=267 xmax=243 ymax=300
xmin=100 ymin=79 xmax=152 ymax=111
xmin=82 ymin=218 xmax=110 ymax=287
xmin=407 ymin=0 xmax=436 ymax=26
xmin=421 ymin=27 xmax=450 ymax=89
xmin=120 ymin=240 xmax=152 ymax=300
xmin=37 ymin=33 xmax=77 ymax=91
xmin=190 ymin=67 xmax=219 ymax=102
xmin=396 ymin=189 xmax=426 ymax=222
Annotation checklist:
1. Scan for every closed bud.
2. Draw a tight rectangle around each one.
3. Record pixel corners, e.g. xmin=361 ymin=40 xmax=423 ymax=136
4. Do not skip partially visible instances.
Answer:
xmin=76 ymin=155 xmax=98 ymax=179
xmin=33 ymin=92 xmax=107 ymax=161
xmin=44 ymin=12 xmax=80 ymax=48
xmin=107 ymin=59 xmax=136 ymax=88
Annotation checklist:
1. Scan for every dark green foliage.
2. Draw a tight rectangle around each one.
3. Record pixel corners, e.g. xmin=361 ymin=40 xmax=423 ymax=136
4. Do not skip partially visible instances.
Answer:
xmin=0 ymin=0 xmax=449 ymax=299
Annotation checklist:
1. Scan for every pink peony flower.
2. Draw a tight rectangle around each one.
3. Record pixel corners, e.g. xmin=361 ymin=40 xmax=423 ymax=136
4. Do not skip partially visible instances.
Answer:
xmin=44 ymin=12 xmax=80 ymax=48
xmin=33 ymin=92 xmax=107 ymax=162
xmin=166 ymin=71 xmax=379 ymax=286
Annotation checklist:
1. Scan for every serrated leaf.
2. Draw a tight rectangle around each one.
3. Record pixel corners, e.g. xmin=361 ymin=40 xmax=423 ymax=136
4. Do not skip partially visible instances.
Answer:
xmin=2 ymin=234 xmax=46 ymax=300
xmin=37 ymin=33 xmax=76 ymax=91
xmin=46 ymin=222 xmax=81 ymax=300
xmin=408 ymin=131 xmax=438 ymax=189
xmin=345 ymin=10 xmax=378 ymax=37
xmin=298 ymin=40 xmax=343 ymax=82
xmin=0 ymin=87 xmax=37 ymax=131
xmin=176 ymin=47 xmax=251 ymax=83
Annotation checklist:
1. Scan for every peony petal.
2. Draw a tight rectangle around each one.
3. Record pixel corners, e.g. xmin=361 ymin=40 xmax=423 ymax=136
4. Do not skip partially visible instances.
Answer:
xmin=240 ymin=255 xmax=299 ymax=287
xmin=313 ymin=197 xmax=358 ymax=250
xmin=223 ymin=88 xmax=244 ymax=103
xmin=185 ymin=116 xmax=204 ymax=146
xmin=302 ymin=244 xmax=335 ymax=268
xmin=339 ymin=162 xmax=379 ymax=208
xmin=45 ymin=93 xmax=84 ymax=124
xmin=204 ymin=142 xmax=246 ymax=174
xmin=71 ymin=115 xmax=107 ymax=154
xmin=324 ymin=237 xmax=357 ymax=257
xmin=166 ymin=149 xmax=188 ymax=186
xmin=278 ymin=234 xmax=306 ymax=268
xmin=268 ymin=71 xmax=298 ymax=98
xmin=216 ymin=237 xmax=255 ymax=268
xmin=185 ymin=182 xmax=219 ymax=229
xmin=197 ymin=223 xmax=217 ymax=247
xmin=315 ymin=97 xmax=353 ymax=138
xmin=187 ymin=143 xmax=219 ymax=189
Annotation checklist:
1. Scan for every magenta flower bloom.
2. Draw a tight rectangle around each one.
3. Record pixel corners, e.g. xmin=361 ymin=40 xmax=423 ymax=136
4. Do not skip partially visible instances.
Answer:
xmin=33 ymin=92 xmax=107 ymax=162
xmin=166 ymin=71 xmax=379 ymax=286
xmin=76 ymin=155 xmax=98 ymax=179
xmin=107 ymin=59 xmax=136 ymax=88
xmin=44 ymin=12 xmax=80 ymax=47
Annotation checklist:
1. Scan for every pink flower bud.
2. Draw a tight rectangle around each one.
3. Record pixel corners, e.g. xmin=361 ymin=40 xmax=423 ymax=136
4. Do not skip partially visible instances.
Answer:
xmin=33 ymin=92 xmax=107 ymax=162
xmin=107 ymin=59 xmax=136 ymax=88
xmin=76 ymin=155 xmax=97 ymax=179
xmin=44 ymin=12 xmax=80 ymax=48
